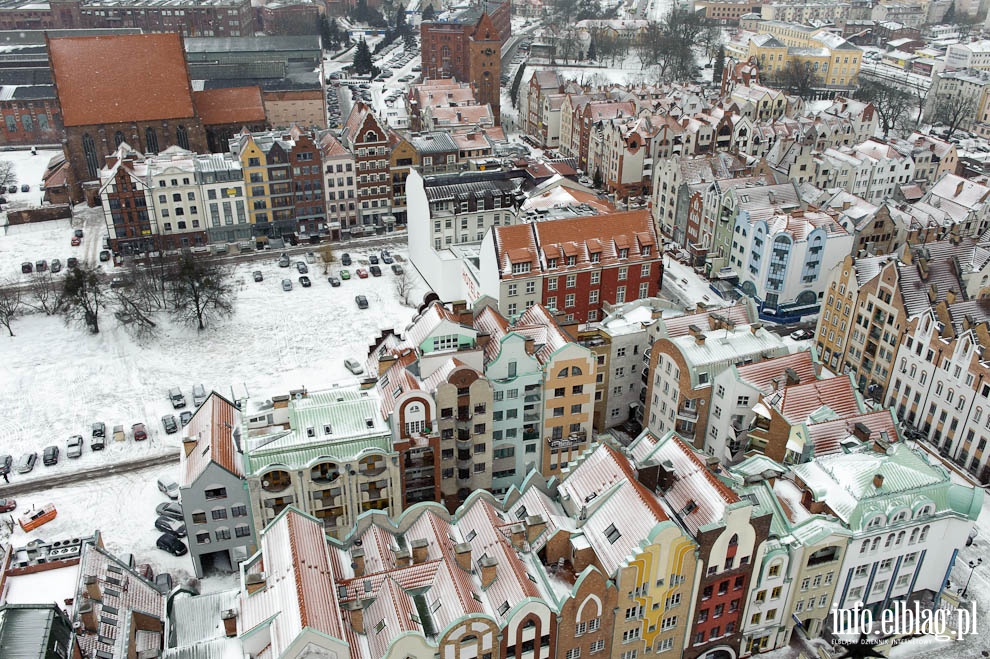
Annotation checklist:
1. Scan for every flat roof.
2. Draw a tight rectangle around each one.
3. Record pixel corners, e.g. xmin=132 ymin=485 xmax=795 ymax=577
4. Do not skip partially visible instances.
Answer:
xmin=2 ymin=564 xmax=80 ymax=607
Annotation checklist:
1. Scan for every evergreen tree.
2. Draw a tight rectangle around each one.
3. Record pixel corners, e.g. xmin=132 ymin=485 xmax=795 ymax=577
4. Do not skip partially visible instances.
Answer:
xmin=422 ymin=3 xmax=435 ymax=20
xmin=713 ymin=44 xmax=725 ymax=84
xmin=319 ymin=15 xmax=333 ymax=51
xmin=587 ymin=38 xmax=597 ymax=62
xmin=353 ymin=38 xmax=374 ymax=74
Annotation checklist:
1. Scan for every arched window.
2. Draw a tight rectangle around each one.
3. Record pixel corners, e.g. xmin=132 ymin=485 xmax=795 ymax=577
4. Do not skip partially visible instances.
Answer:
xmin=570 ymin=366 xmax=582 ymax=376
xmin=558 ymin=368 xmax=569 ymax=378
xmin=919 ymin=525 xmax=930 ymax=542
xmin=909 ymin=528 xmax=919 ymax=544
xmin=114 ymin=130 xmax=125 ymax=148
xmin=82 ymin=133 xmax=99 ymax=178
xmin=896 ymin=531 xmax=905 ymax=545
xmin=176 ymin=124 xmax=189 ymax=150
xmin=728 ymin=533 xmax=738 ymax=546
xmin=870 ymin=537 xmax=881 ymax=551
xmin=145 ymin=127 xmax=159 ymax=154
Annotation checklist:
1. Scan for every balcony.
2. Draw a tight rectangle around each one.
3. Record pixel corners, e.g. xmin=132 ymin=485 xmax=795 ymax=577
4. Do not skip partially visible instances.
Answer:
xmin=524 ymin=393 xmax=541 ymax=402
xmin=676 ymin=406 xmax=699 ymax=421
xmin=524 ymin=412 xmax=540 ymax=422
xmin=457 ymin=407 xmax=471 ymax=421
xmin=523 ymin=428 xmax=539 ymax=441
xmin=457 ymin=429 xmax=470 ymax=442
xmin=405 ymin=476 xmax=435 ymax=491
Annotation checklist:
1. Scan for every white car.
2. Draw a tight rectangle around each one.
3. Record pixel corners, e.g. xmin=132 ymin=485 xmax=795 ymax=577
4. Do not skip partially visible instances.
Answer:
xmin=157 ymin=477 xmax=180 ymax=500
xmin=345 ymin=358 xmax=364 ymax=375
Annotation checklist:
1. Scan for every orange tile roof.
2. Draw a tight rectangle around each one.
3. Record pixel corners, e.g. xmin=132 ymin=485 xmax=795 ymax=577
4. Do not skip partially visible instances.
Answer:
xmin=49 ymin=34 xmax=196 ymax=127
xmin=181 ymin=391 xmax=243 ymax=486
xmin=193 ymin=87 xmax=266 ymax=125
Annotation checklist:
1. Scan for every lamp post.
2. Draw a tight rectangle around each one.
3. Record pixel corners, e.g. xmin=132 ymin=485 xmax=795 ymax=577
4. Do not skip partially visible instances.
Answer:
xmin=961 ymin=557 xmax=982 ymax=598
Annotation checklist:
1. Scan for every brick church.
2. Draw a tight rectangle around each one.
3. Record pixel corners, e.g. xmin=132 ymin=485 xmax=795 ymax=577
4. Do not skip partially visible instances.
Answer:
xmin=48 ymin=33 xmax=266 ymax=202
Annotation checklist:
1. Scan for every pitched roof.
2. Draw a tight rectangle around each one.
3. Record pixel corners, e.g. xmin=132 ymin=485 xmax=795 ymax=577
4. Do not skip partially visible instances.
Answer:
xmin=735 ymin=350 xmax=820 ymax=394
xmin=192 ymin=87 xmax=266 ymax=125
xmin=49 ymin=34 xmax=195 ymax=127
xmin=773 ymin=376 xmax=862 ymax=425
xmin=180 ymin=391 xmax=243 ymax=486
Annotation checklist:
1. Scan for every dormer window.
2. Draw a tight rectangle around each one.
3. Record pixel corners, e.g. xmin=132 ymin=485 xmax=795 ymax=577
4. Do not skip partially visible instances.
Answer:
xmin=547 ymin=258 xmax=558 ymax=268
xmin=511 ymin=262 xmax=531 ymax=274
xmin=619 ymin=248 xmax=629 ymax=259
xmin=567 ymin=255 xmax=576 ymax=266
xmin=642 ymin=245 xmax=652 ymax=256
xmin=590 ymin=252 xmax=600 ymax=263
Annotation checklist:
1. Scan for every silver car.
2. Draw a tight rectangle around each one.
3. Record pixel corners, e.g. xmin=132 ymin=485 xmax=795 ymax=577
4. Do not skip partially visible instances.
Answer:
xmin=345 ymin=358 xmax=364 ymax=375
xmin=157 ymin=476 xmax=180 ymax=500
xmin=66 ymin=435 xmax=84 ymax=459
xmin=282 ymin=279 xmax=293 ymax=292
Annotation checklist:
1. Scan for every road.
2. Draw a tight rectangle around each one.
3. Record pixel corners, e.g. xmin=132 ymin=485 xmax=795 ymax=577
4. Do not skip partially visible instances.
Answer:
xmin=0 ymin=450 xmax=179 ymax=497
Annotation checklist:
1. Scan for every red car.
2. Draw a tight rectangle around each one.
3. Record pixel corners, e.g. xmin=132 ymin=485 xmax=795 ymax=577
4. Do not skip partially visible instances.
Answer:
xmin=356 ymin=268 xmax=369 ymax=279
xmin=71 ymin=236 xmax=81 ymax=246
xmin=132 ymin=423 xmax=148 ymax=441
xmin=0 ymin=498 xmax=16 ymax=513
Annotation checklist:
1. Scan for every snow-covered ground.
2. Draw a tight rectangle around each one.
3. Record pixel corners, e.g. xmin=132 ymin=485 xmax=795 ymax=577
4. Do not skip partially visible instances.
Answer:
xmin=0 ymin=148 xmax=59 ymax=210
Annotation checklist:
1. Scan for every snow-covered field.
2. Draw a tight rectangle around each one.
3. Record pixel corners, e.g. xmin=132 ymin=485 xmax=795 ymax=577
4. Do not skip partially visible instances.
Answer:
xmin=0 ymin=148 xmax=59 ymax=209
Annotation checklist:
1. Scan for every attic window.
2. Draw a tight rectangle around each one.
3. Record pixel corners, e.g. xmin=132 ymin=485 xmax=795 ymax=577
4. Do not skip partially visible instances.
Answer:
xmin=548 ymin=258 xmax=558 ymax=268
xmin=411 ymin=613 xmax=422 ymax=625
xmin=590 ymin=252 xmax=600 ymax=263
xmin=465 ymin=529 xmax=477 ymax=542
xmin=393 ymin=386 xmax=402 ymax=399
xmin=471 ymin=591 xmax=482 ymax=602
xmin=511 ymin=262 xmax=531 ymax=274
xmin=364 ymin=579 xmax=373 ymax=593
xmin=681 ymin=501 xmax=698 ymax=515
xmin=498 ymin=601 xmax=510 ymax=615
xmin=604 ymin=523 xmax=621 ymax=544
xmin=306 ymin=427 xmax=316 ymax=438
xmin=567 ymin=256 xmax=576 ymax=266
xmin=515 ymin=505 xmax=528 ymax=520
xmin=324 ymin=424 xmax=333 ymax=435
xmin=618 ymin=248 xmax=629 ymax=259
xmin=366 ymin=418 xmax=375 ymax=429
xmin=430 ymin=598 xmax=442 ymax=612
xmin=374 ymin=619 xmax=386 ymax=634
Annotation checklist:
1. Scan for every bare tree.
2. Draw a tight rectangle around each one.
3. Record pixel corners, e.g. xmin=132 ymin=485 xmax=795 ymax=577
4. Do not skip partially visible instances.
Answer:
xmin=28 ymin=272 xmax=61 ymax=316
xmin=931 ymin=94 xmax=977 ymax=139
xmin=0 ymin=161 xmax=17 ymax=190
xmin=62 ymin=265 xmax=107 ymax=333
xmin=319 ymin=243 xmax=337 ymax=274
xmin=0 ymin=281 xmax=22 ymax=336
xmin=111 ymin=263 xmax=166 ymax=339
xmin=170 ymin=254 xmax=236 ymax=330
xmin=393 ymin=269 xmax=415 ymax=307
xmin=854 ymin=79 xmax=912 ymax=138
xmin=773 ymin=60 xmax=821 ymax=100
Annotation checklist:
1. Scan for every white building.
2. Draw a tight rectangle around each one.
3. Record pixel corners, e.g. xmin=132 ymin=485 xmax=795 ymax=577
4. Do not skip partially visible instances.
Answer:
xmin=195 ymin=152 xmax=248 ymax=244
xmin=945 ymin=40 xmax=990 ymax=71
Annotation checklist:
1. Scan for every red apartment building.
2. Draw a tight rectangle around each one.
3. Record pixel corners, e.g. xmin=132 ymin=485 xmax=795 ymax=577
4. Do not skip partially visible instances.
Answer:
xmin=340 ymin=101 xmax=391 ymax=228
xmin=286 ymin=127 xmax=325 ymax=237
xmin=480 ymin=209 xmax=663 ymax=322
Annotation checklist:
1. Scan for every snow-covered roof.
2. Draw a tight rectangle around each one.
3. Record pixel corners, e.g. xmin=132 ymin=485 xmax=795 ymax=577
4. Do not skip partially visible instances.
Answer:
xmin=181 ymin=391 xmax=244 ymax=487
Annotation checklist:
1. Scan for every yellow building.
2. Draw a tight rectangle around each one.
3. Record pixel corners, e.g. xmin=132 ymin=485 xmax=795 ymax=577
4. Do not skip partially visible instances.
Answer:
xmin=232 ymin=134 xmax=270 ymax=228
xmin=733 ymin=20 xmax=862 ymax=89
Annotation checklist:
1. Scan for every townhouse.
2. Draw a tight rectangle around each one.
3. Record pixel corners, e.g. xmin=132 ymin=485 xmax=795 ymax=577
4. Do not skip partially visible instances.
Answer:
xmin=340 ymin=101 xmax=392 ymax=230
xmin=229 ymin=129 xmax=296 ymax=240
xmin=708 ymin=181 xmax=801 ymax=276
xmin=317 ymin=129 xmax=359 ymax=238
xmin=480 ymin=208 xmax=663 ymax=323
xmin=196 ymin=152 xmax=249 ymax=245
xmin=643 ymin=302 xmax=789 ymax=448
xmin=913 ymin=173 xmax=990 ymax=239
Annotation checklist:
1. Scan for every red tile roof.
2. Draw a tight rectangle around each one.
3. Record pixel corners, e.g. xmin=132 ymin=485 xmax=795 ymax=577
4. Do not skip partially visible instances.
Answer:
xmin=735 ymin=351 xmax=819 ymax=394
xmin=49 ymin=34 xmax=196 ymax=127
xmin=805 ymin=410 xmax=898 ymax=457
xmin=181 ymin=391 xmax=243 ymax=486
xmin=192 ymin=87 xmax=266 ymax=125
xmin=775 ymin=377 xmax=862 ymax=425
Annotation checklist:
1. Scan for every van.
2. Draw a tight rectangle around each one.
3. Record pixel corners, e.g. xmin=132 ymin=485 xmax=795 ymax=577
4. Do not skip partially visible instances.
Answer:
xmin=192 ymin=384 xmax=206 ymax=407
xmin=112 ymin=425 xmax=125 ymax=442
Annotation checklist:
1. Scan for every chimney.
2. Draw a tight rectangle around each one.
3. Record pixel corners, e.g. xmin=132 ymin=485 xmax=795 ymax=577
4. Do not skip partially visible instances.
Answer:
xmin=946 ymin=289 xmax=958 ymax=304
xmin=852 ymin=422 xmax=871 ymax=442
xmin=378 ymin=353 xmax=397 ymax=376
xmin=344 ymin=600 xmax=365 ymax=633
xmin=410 ymin=538 xmax=429 ymax=564
xmin=454 ymin=543 xmax=473 ymax=572
xmin=873 ymin=473 xmax=884 ymax=489
xmin=784 ymin=368 xmax=801 ymax=386
xmin=479 ymin=555 xmax=498 ymax=588
xmin=394 ymin=548 xmax=412 ymax=568
xmin=509 ymin=523 xmax=526 ymax=548
xmin=272 ymin=394 xmax=290 ymax=410
xmin=657 ymin=459 xmax=677 ymax=492
xmin=956 ymin=179 xmax=965 ymax=197
xmin=770 ymin=377 xmax=780 ymax=392
xmin=524 ymin=336 xmax=536 ymax=354
xmin=927 ymin=283 xmax=938 ymax=303
xmin=221 ymin=609 xmax=237 ymax=638
xmin=525 ymin=514 xmax=548 ymax=543
xmin=918 ymin=258 xmax=929 ymax=281
xmin=245 ymin=572 xmax=267 ymax=595
xmin=84 ymin=575 xmax=101 ymax=601
xmin=477 ymin=332 xmax=491 ymax=351
xmin=78 ymin=599 xmax=97 ymax=633
xmin=750 ymin=322 xmax=763 ymax=334
xmin=182 ymin=435 xmax=197 ymax=457
xmin=351 ymin=548 xmax=366 ymax=577
xmin=689 ymin=324 xmax=706 ymax=345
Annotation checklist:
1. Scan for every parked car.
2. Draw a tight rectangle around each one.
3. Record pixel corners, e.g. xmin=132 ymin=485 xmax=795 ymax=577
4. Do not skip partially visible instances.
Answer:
xmin=20 ymin=184 xmax=29 ymax=192
xmin=42 ymin=445 xmax=59 ymax=466
xmin=7 ymin=185 xmax=16 ymax=194
xmin=381 ymin=253 xmax=394 ymax=264
xmin=99 ymin=250 xmax=111 ymax=262
xmin=341 ymin=253 xmax=352 ymax=266
xmin=355 ymin=295 xmax=369 ymax=309
xmin=92 ymin=421 xmax=106 ymax=438
xmin=90 ymin=432 xmax=105 ymax=451
xmin=169 ymin=387 xmax=187 ymax=409
xmin=278 ymin=253 xmax=290 ymax=267
xmin=156 ymin=533 xmax=188 ymax=556
xmin=0 ymin=455 xmax=12 ymax=475
xmin=391 ymin=264 xmax=404 ymax=275
xmin=156 ymin=501 xmax=183 ymax=521
xmin=162 ymin=415 xmax=178 ymax=434
xmin=70 ymin=236 xmax=81 ymax=246
xmin=356 ymin=268 xmax=368 ymax=278
xmin=155 ymin=573 xmax=174 ymax=594
xmin=15 ymin=452 xmax=37 ymax=474
xmin=281 ymin=278 xmax=293 ymax=291
xmin=155 ymin=515 xmax=187 ymax=537
xmin=296 ymin=261 xmax=308 ymax=274
xmin=192 ymin=384 xmax=206 ymax=407
xmin=34 ymin=260 xmax=47 ymax=272
xmin=339 ymin=269 xmax=351 ymax=280
xmin=370 ymin=265 xmax=382 ymax=277
xmin=328 ymin=276 xmax=341 ymax=287
xmin=180 ymin=411 xmax=193 ymax=426
xmin=132 ymin=422 xmax=148 ymax=441
xmin=369 ymin=254 xmax=379 ymax=265
xmin=345 ymin=358 xmax=364 ymax=375
xmin=253 ymin=270 xmax=263 ymax=282
xmin=157 ymin=476 xmax=180 ymax=500
xmin=0 ymin=499 xmax=16 ymax=513
xmin=66 ymin=435 xmax=83 ymax=459
xmin=74 ymin=228 xmax=84 ymax=238
xmin=112 ymin=425 xmax=125 ymax=442
xmin=66 ymin=257 xmax=78 ymax=269
xmin=20 ymin=262 xmax=32 ymax=274
xmin=789 ymin=329 xmax=814 ymax=341
xmin=305 ymin=251 xmax=316 ymax=263
xmin=50 ymin=259 xmax=62 ymax=274
xmin=299 ymin=275 xmax=312 ymax=287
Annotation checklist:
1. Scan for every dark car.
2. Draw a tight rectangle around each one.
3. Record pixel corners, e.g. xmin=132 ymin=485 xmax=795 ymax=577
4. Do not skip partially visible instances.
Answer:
xmin=50 ymin=259 xmax=62 ymax=274
xmin=0 ymin=455 xmax=11 ymax=475
xmin=154 ymin=515 xmax=187 ymax=538
xmin=789 ymin=329 xmax=814 ymax=341
xmin=253 ymin=270 xmax=263 ymax=282
xmin=156 ymin=501 xmax=183 ymax=521
xmin=92 ymin=421 xmax=106 ymax=438
xmin=42 ymin=445 xmax=59 ymax=466
xmin=299 ymin=275 xmax=312 ymax=287
xmin=20 ymin=184 xmax=29 ymax=193
xmin=328 ymin=276 xmax=341 ymax=287
xmin=74 ymin=228 xmax=84 ymax=238
xmin=296 ymin=261 xmax=308 ymax=274
xmin=155 ymin=573 xmax=174 ymax=594
xmin=369 ymin=254 xmax=379 ymax=265
xmin=369 ymin=265 xmax=382 ymax=277
xmin=162 ymin=415 xmax=178 ymax=434
xmin=99 ymin=250 xmax=111 ymax=262
xmin=67 ymin=257 xmax=78 ymax=269
xmin=7 ymin=185 xmax=15 ymax=194
xmin=0 ymin=498 xmax=15 ymax=513
xmin=156 ymin=533 xmax=188 ymax=556
xmin=132 ymin=422 xmax=148 ymax=441
xmin=391 ymin=264 xmax=404 ymax=275
xmin=341 ymin=253 xmax=352 ymax=266
xmin=20 ymin=262 xmax=32 ymax=274
xmin=180 ymin=411 xmax=193 ymax=426
xmin=355 ymin=295 xmax=369 ymax=309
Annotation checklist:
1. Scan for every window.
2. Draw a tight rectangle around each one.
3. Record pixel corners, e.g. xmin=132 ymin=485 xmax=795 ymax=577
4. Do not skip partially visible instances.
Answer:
xmin=205 ymin=487 xmax=227 ymax=500
xmin=235 ymin=524 xmax=251 ymax=538
xmin=590 ymin=639 xmax=605 ymax=654
xmin=566 ymin=649 xmax=581 ymax=659
xmin=195 ymin=532 xmax=211 ymax=545
xmin=191 ymin=511 xmax=207 ymax=524
xmin=621 ymin=628 xmax=640 ymax=642
xmin=211 ymin=508 xmax=227 ymax=520
xmin=215 ymin=527 xmax=231 ymax=541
